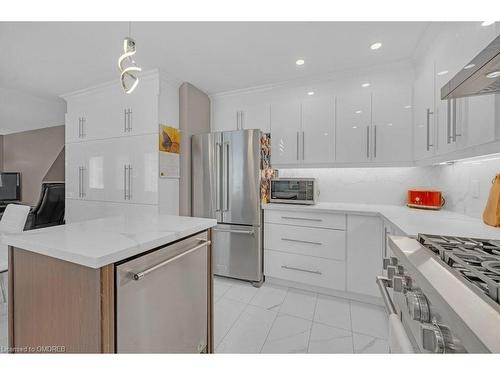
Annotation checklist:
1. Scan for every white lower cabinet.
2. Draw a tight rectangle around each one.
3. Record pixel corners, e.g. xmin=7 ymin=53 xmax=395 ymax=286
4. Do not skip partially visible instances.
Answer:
xmin=264 ymin=210 xmax=346 ymax=290
xmin=265 ymin=250 xmax=346 ymax=290
xmin=264 ymin=209 xmax=385 ymax=299
xmin=346 ymin=214 xmax=384 ymax=297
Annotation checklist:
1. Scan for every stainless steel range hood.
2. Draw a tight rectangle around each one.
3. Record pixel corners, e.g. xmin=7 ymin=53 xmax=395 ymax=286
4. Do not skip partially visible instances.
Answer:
xmin=441 ymin=33 xmax=500 ymax=100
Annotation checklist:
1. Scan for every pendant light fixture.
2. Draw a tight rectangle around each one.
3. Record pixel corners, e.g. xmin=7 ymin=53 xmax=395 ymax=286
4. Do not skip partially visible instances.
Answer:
xmin=118 ymin=22 xmax=142 ymax=94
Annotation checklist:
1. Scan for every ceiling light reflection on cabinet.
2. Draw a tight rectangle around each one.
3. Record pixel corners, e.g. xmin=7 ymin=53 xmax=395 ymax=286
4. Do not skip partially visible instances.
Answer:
xmin=404 ymin=105 xmax=412 ymax=109
xmin=486 ymin=70 xmax=500 ymax=79
xmin=437 ymin=70 xmax=449 ymax=76
xmin=296 ymin=59 xmax=305 ymax=66
xmin=307 ymin=91 xmax=315 ymax=96
xmin=370 ymin=42 xmax=382 ymax=50
xmin=361 ymin=83 xmax=370 ymax=88
xmin=464 ymin=63 xmax=475 ymax=70
xmin=481 ymin=21 xmax=495 ymax=26
xmin=355 ymin=110 xmax=362 ymax=114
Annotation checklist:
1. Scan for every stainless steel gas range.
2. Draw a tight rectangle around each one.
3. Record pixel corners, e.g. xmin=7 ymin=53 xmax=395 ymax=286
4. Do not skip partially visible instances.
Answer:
xmin=379 ymin=234 xmax=500 ymax=353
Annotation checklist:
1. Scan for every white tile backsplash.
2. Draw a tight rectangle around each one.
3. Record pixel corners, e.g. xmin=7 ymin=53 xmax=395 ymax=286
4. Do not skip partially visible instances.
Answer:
xmin=278 ymin=157 xmax=500 ymax=220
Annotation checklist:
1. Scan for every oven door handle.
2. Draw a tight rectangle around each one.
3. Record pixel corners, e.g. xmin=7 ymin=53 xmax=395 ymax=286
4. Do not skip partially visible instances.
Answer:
xmin=376 ymin=276 xmax=397 ymax=315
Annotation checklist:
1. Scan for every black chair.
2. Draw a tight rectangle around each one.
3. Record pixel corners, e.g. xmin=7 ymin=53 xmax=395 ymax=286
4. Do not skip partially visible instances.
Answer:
xmin=25 ymin=183 xmax=65 ymax=230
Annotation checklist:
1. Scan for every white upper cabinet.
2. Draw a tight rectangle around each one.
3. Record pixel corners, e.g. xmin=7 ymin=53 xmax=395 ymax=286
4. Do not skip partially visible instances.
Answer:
xmin=212 ymin=93 xmax=271 ymax=133
xmin=336 ymin=89 xmax=372 ymax=163
xmin=371 ymin=86 xmax=413 ymax=162
xmin=414 ymin=57 xmax=436 ymax=161
xmin=301 ymin=97 xmax=335 ymax=164
xmin=63 ymin=72 xmax=160 ymax=143
xmin=270 ymin=98 xmax=302 ymax=166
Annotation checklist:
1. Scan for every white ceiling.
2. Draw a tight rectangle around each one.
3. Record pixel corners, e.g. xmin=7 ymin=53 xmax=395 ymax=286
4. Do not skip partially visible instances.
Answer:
xmin=0 ymin=22 xmax=431 ymax=98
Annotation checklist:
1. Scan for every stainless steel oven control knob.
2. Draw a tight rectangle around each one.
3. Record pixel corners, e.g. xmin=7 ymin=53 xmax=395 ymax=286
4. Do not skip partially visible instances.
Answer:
xmin=406 ymin=290 xmax=430 ymax=323
xmin=393 ymin=275 xmax=412 ymax=293
xmin=386 ymin=266 xmax=397 ymax=282
xmin=383 ymin=257 xmax=398 ymax=270
xmin=421 ymin=322 xmax=454 ymax=353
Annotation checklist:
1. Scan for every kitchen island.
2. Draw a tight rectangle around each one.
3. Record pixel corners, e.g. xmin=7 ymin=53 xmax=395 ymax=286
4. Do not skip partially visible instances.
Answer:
xmin=2 ymin=213 xmax=217 ymax=354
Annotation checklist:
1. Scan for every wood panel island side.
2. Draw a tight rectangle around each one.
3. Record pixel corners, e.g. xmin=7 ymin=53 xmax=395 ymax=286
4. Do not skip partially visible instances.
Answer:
xmin=2 ymin=213 xmax=217 ymax=354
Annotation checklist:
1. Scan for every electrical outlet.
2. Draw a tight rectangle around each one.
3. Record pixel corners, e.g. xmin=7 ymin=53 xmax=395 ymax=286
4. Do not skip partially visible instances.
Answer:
xmin=471 ymin=179 xmax=480 ymax=199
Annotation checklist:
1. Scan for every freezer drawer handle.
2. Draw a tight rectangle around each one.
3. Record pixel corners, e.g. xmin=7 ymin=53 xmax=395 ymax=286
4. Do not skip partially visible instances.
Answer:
xmin=281 ymin=265 xmax=322 ymax=275
xmin=281 ymin=216 xmax=322 ymax=222
xmin=132 ymin=239 xmax=211 ymax=281
xmin=376 ymin=276 xmax=397 ymax=315
xmin=213 ymin=228 xmax=255 ymax=235
xmin=281 ymin=237 xmax=322 ymax=246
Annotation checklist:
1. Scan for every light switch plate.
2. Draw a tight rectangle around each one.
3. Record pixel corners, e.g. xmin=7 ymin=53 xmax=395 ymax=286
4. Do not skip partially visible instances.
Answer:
xmin=471 ymin=179 xmax=480 ymax=199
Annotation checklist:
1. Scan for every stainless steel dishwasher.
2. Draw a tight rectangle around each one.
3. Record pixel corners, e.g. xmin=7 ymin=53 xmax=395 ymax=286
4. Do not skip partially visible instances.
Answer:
xmin=116 ymin=232 xmax=210 ymax=353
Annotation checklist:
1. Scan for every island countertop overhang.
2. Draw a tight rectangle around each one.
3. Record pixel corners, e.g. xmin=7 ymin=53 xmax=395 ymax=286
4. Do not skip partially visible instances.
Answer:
xmin=1 ymin=213 xmax=217 ymax=269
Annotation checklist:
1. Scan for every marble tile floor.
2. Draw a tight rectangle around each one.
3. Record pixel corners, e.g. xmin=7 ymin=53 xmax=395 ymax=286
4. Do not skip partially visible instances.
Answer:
xmin=214 ymin=276 xmax=389 ymax=353
xmin=0 ymin=275 xmax=390 ymax=354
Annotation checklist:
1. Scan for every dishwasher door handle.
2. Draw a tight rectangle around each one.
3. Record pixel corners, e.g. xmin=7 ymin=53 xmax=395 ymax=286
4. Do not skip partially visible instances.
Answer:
xmin=132 ymin=239 xmax=211 ymax=281
xmin=213 ymin=228 xmax=255 ymax=235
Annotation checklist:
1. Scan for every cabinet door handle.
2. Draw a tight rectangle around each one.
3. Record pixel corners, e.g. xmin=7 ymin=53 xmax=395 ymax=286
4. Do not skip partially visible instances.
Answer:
xmin=453 ymin=99 xmax=461 ymax=141
xmin=236 ymin=111 xmax=240 ymax=130
xmin=281 ymin=216 xmax=322 ymax=222
xmin=296 ymin=132 xmax=300 ymax=160
xmin=374 ymin=125 xmax=377 ymax=158
xmin=128 ymin=109 xmax=132 ymax=131
xmin=302 ymin=131 xmax=305 ymax=160
xmin=82 ymin=118 xmax=86 ymax=137
xmin=128 ymin=164 xmax=132 ymax=200
xmin=281 ymin=265 xmax=322 ymax=275
xmin=124 ymin=109 xmax=128 ymax=132
xmin=78 ymin=167 xmax=82 ymax=198
xmin=426 ymin=108 xmax=434 ymax=151
xmin=78 ymin=118 xmax=82 ymax=138
xmin=281 ymin=238 xmax=322 ymax=246
xmin=366 ymin=126 xmax=370 ymax=159
xmin=447 ymin=99 xmax=452 ymax=144
xmin=124 ymin=165 xmax=128 ymax=200
xmin=240 ymin=111 xmax=244 ymax=129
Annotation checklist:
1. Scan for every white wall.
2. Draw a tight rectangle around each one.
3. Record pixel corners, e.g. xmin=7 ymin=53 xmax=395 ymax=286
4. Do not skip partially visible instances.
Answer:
xmin=0 ymin=88 xmax=65 ymax=135
xmin=278 ymin=155 xmax=500 ymax=220
xmin=278 ymin=167 xmax=439 ymax=206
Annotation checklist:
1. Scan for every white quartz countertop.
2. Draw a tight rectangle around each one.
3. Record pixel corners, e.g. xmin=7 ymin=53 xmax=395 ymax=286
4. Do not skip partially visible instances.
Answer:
xmin=1 ymin=213 xmax=217 ymax=269
xmin=263 ymin=202 xmax=500 ymax=239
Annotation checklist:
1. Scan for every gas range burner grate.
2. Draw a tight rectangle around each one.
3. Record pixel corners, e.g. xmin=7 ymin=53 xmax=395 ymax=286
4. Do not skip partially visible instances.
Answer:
xmin=418 ymin=234 xmax=500 ymax=304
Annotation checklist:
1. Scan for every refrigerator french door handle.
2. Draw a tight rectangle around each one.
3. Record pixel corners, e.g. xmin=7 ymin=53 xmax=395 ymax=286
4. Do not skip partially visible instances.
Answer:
xmin=215 ymin=142 xmax=221 ymax=212
xmin=447 ymin=100 xmax=452 ymax=144
xmin=453 ymin=99 xmax=461 ymax=141
xmin=223 ymin=142 xmax=230 ymax=211
xmin=374 ymin=125 xmax=377 ymax=159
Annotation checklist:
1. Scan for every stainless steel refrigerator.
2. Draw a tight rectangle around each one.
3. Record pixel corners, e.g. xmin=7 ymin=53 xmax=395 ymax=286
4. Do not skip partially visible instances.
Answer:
xmin=192 ymin=129 xmax=263 ymax=285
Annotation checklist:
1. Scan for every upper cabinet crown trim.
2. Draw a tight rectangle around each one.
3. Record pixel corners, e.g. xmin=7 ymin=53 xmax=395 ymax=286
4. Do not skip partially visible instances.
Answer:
xmin=60 ymin=68 xmax=161 ymax=100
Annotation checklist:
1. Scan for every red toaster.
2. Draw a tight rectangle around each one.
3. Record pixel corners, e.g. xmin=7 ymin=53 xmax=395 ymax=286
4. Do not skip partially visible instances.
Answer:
xmin=407 ymin=189 xmax=445 ymax=210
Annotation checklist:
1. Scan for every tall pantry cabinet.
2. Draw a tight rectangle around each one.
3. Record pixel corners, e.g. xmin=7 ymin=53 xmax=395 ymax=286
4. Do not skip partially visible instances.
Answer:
xmin=62 ymin=69 xmax=180 ymax=223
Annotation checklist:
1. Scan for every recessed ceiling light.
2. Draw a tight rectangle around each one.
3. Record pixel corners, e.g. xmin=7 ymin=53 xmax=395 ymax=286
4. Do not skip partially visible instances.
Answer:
xmin=370 ymin=42 xmax=382 ymax=50
xmin=404 ymin=105 xmax=412 ymax=109
xmin=481 ymin=21 xmax=495 ymax=26
xmin=463 ymin=63 xmax=475 ymax=70
xmin=307 ymin=91 xmax=315 ymax=96
xmin=361 ymin=83 xmax=371 ymax=88
xmin=296 ymin=59 xmax=305 ymax=66
xmin=352 ymin=126 xmax=358 ymax=129
xmin=437 ymin=70 xmax=449 ymax=76
xmin=486 ymin=70 xmax=500 ymax=79
xmin=355 ymin=110 xmax=362 ymax=114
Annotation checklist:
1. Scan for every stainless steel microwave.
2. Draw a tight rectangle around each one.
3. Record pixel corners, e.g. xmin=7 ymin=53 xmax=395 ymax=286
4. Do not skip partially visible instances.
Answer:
xmin=270 ymin=178 xmax=317 ymax=205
